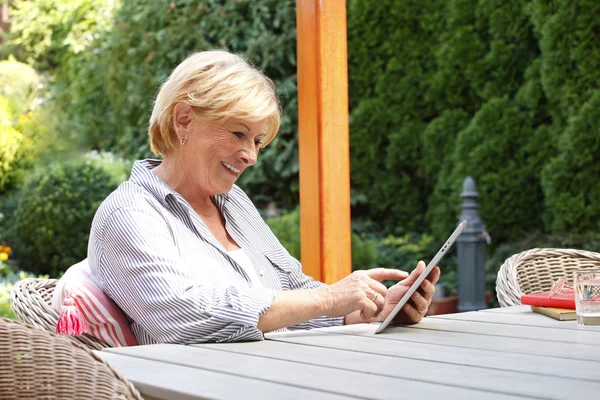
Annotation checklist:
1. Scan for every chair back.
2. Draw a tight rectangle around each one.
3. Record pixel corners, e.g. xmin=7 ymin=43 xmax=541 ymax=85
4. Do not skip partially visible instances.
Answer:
xmin=0 ymin=317 xmax=142 ymax=399
xmin=496 ymin=248 xmax=600 ymax=307
xmin=10 ymin=278 xmax=110 ymax=350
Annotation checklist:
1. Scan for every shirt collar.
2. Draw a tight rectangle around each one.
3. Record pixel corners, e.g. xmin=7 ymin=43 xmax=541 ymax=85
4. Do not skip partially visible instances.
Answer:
xmin=129 ymin=159 xmax=230 ymax=210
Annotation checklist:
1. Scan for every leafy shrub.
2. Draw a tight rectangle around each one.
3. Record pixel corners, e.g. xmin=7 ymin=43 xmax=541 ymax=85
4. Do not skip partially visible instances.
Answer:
xmin=266 ymin=208 xmax=377 ymax=272
xmin=13 ymin=151 xmax=131 ymax=277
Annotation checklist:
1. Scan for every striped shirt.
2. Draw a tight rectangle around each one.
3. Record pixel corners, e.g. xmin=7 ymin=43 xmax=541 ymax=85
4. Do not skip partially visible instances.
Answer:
xmin=88 ymin=159 xmax=343 ymax=345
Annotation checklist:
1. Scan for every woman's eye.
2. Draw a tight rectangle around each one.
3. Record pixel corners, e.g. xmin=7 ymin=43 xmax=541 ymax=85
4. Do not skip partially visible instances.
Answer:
xmin=232 ymin=131 xmax=244 ymax=139
xmin=254 ymin=140 xmax=263 ymax=146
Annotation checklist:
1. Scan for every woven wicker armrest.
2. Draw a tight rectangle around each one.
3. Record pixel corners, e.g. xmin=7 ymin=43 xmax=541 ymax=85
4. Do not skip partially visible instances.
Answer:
xmin=0 ymin=317 xmax=142 ymax=399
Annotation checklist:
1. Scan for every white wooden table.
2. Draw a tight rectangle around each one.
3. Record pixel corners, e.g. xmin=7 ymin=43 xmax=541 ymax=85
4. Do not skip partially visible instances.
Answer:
xmin=98 ymin=306 xmax=600 ymax=400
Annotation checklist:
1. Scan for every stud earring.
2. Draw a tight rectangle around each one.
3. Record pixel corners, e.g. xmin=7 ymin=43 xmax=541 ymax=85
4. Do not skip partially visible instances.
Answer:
xmin=180 ymin=136 xmax=187 ymax=145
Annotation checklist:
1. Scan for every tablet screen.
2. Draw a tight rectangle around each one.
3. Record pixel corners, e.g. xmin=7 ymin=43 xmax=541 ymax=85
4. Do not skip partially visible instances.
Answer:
xmin=374 ymin=220 xmax=467 ymax=334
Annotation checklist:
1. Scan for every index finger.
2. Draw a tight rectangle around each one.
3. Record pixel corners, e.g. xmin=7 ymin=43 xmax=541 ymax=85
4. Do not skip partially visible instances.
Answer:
xmin=366 ymin=268 xmax=409 ymax=282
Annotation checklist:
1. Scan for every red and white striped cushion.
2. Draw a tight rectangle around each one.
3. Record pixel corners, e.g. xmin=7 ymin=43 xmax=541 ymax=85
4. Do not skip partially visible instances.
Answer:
xmin=51 ymin=259 xmax=137 ymax=347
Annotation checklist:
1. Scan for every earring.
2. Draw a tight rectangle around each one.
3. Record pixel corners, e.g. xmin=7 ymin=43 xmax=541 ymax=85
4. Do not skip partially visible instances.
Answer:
xmin=180 ymin=136 xmax=187 ymax=145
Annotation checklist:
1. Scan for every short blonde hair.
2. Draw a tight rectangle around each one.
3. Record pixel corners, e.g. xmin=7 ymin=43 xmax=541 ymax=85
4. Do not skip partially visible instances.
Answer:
xmin=148 ymin=50 xmax=281 ymax=156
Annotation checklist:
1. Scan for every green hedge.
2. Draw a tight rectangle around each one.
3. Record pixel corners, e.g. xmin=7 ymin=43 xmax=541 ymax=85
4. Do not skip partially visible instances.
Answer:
xmin=13 ymin=152 xmax=131 ymax=276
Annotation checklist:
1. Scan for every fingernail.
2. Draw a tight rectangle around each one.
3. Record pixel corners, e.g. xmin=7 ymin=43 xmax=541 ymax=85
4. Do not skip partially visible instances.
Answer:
xmin=419 ymin=260 xmax=425 ymax=267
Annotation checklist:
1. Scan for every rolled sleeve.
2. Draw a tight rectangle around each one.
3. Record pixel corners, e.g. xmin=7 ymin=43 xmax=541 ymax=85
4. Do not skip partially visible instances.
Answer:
xmin=93 ymin=206 xmax=277 ymax=344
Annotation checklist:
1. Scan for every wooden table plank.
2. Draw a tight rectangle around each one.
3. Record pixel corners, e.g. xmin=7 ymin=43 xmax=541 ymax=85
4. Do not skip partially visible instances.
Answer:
xmin=477 ymin=306 xmax=532 ymax=314
xmin=97 ymin=352 xmax=354 ymax=400
xmin=431 ymin=310 xmax=600 ymax=331
xmin=193 ymin=340 xmax=600 ymax=400
xmin=104 ymin=344 xmax=530 ymax=400
xmin=265 ymin=330 xmax=599 ymax=381
xmin=404 ymin=317 xmax=600 ymax=345
xmin=266 ymin=323 xmax=599 ymax=361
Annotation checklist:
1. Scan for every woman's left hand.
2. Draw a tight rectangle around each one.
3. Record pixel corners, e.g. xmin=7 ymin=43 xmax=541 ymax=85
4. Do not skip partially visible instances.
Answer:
xmin=345 ymin=261 xmax=440 ymax=325
xmin=380 ymin=261 xmax=440 ymax=324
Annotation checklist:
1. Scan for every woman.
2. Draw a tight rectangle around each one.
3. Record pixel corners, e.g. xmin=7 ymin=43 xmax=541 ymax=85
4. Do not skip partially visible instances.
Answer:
xmin=88 ymin=50 xmax=439 ymax=345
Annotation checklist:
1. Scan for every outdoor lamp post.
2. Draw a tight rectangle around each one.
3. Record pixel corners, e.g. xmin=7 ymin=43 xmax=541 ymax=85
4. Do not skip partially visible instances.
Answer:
xmin=457 ymin=176 xmax=488 ymax=312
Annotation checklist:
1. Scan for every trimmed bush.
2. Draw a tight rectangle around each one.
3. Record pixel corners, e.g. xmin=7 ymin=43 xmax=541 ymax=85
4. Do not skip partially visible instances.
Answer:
xmin=14 ymin=152 xmax=131 ymax=276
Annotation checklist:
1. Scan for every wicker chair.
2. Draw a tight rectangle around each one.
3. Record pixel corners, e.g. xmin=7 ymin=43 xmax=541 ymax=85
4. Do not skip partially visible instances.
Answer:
xmin=10 ymin=278 xmax=110 ymax=350
xmin=0 ymin=317 xmax=142 ymax=399
xmin=496 ymin=248 xmax=600 ymax=307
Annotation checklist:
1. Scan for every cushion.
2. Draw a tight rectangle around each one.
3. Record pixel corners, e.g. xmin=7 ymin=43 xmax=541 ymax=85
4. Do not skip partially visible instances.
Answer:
xmin=51 ymin=259 xmax=138 ymax=347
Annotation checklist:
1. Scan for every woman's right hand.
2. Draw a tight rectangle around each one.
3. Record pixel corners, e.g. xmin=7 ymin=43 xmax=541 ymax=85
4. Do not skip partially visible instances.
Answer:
xmin=318 ymin=268 xmax=408 ymax=320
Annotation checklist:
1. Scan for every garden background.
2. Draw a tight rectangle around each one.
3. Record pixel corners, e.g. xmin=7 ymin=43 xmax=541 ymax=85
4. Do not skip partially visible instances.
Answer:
xmin=1 ymin=0 xmax=600 ymax=318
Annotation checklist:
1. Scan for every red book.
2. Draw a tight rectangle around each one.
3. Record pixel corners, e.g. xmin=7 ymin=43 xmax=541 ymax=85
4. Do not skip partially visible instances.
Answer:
xmin=520 ymin=292 xmax=576 ymax=309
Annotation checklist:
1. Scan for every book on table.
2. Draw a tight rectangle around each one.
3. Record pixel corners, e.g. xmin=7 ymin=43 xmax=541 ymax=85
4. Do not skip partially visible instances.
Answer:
xmin=520 ymin=291 xmax=575 ymax=309
xmin=530 ymin=306 xmax=576 ymax=321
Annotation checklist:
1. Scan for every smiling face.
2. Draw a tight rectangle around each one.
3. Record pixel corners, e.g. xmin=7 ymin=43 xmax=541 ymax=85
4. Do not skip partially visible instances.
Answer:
xmin=173 ymin=104 xmax=268 ymax=196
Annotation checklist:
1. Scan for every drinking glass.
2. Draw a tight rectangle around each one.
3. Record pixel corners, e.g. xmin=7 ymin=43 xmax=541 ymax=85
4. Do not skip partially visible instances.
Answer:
xmin=573 ymin=268 xmax=600 ymax=326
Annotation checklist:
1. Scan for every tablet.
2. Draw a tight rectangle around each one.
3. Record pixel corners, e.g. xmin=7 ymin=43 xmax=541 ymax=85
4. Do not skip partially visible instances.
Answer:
xmin=374 ymin=220 xmax=467 ymax=334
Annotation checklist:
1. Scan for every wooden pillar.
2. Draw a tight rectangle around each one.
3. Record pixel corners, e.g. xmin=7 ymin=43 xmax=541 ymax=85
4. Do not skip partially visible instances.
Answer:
xmin=296 ymin=0 xmax=351 ymax=284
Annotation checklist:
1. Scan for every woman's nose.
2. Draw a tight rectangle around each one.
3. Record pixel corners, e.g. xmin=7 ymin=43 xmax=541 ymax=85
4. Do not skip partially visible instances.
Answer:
xmin=238 ymin=147 xmax=258 ymax=166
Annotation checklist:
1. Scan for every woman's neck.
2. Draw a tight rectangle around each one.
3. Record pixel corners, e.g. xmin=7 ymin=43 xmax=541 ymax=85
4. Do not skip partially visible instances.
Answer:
xmin=151 ymin=157 xmax=216 ymax=216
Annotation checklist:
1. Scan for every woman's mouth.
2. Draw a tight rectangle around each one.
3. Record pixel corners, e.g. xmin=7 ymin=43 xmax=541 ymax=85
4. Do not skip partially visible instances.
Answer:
xmin=221 ymin=161 xmax=240 ymax=176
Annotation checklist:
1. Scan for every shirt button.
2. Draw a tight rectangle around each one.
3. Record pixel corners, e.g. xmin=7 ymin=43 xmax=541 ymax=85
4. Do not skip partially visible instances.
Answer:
xmin=259 ymin=269 xmax=265 ymax=276
xmin=205 ymin=304 xmax=213 ymax=313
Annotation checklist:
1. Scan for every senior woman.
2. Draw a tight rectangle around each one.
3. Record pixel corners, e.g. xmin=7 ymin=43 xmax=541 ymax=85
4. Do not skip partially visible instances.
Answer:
xmin=88 ymin=50 xmax=440 ymax=345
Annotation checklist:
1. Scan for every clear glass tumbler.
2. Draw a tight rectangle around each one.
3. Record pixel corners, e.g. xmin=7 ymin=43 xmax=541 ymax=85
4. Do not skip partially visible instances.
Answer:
xmin=573 ymin=268 xmax=600 ymax=326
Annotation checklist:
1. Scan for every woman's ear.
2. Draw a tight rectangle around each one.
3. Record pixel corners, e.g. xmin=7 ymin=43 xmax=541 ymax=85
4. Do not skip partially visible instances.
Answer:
xmin=173 ymin=103 xmax=193 ymax=135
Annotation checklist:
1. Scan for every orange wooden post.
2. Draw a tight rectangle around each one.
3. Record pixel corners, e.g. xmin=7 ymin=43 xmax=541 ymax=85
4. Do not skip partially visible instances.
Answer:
xmin=296 ymin=0 xmax=351 ymax=284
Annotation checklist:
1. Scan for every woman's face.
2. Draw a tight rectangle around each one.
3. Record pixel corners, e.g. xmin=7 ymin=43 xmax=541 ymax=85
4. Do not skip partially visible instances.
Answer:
xmin=180 ymin=114 xmax=267 ymax=196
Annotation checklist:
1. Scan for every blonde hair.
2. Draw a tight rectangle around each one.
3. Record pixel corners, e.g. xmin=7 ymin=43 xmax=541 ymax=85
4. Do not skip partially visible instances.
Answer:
xmin=148 ymin=50 xmax=281 ymax=156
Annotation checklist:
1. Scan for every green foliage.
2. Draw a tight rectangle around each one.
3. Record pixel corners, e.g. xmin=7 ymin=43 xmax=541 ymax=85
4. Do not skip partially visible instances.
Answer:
xmin=265 ymin=208 xmax=302 ymax=260
xmin=433 ymin=96 xmax=550 ymax=244
xmin=347 ymin=0 xmax=443 ymax=232
xmin=0 ymin=59 xmax=39 ymax=112
xmin=541 ymin=91 xmax=600 ymax=232
xmin=266 ymin=208 xmax=377 ymax=271
xmin=348 ymin=0 xmax=541 ymax=237
xmin=13 ymin=152 xmax=131 ymax=277
xmin=0 ymin=282 xmax=14 ymax=319
xmin=0 ymin=60 xmax=42 ymax=193
xmin=374 ymin=233 xmax=436 ymax=270
xmin=0 ymin=124 xmax=25 ymax=191
xmin=3 ymin=0 xmax=115 ymax=72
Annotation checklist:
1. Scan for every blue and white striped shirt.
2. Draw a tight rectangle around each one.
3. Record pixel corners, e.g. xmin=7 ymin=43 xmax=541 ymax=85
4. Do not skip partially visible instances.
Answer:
xmin=88 ymin=159 xmax=343 ymax=345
